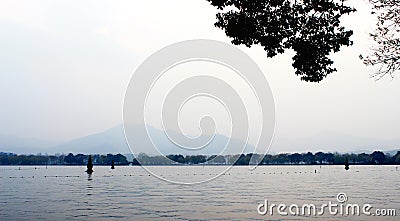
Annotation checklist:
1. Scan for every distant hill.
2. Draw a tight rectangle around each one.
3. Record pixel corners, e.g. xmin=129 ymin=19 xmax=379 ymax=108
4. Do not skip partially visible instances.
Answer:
xmin=53 ymin=124 xmax=254 ymax=156
xmin=0 ymin=135 xmax=58 ymax=154
xmin=384 ymin=149 xmax=400 ymax=156
xmin=53 ymin=125 xmax=128 ymax=154
xmin=271 ymin=131 xmax=400 ymax=154
xmin=1 ymin=125 xmax=399 ymax=155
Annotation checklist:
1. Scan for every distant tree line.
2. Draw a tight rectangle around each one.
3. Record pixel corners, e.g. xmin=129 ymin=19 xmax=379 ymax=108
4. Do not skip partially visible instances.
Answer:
xmin=0 ymin=153 xmax=128 ymax=166
xmin=135 ymin=151 xmax=400 ymax=165
xmin=1 ymin=151 xmax=399 ymax=166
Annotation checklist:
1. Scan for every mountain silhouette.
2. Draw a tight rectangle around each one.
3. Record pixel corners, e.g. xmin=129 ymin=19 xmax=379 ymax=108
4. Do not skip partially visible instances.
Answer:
xmin=53 ymin=124 xmax=255 ymax=155
xmin=1 ymin=126 xmax=399 ymax=155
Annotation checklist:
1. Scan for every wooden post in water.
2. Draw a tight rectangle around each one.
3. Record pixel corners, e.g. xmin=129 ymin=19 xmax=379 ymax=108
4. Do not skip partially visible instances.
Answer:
xmin=86 ymin=155 xmax=94 ymax=174
xmin=111 ymin=160 xmax=115 ymax=170
xmin=345 ymin=158 xmax=349 ymax=170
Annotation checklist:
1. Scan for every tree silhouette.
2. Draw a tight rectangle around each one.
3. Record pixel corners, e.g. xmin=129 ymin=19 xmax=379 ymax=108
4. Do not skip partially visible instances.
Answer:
xmin=394 ymin=151 xmax=400 ymax=164
xmin=206 ymin=0 xmax=356 ymax=82
xmin=360 ymin=0 xmax=400 ymax=79
xmin=371 ymin=151 xmax=386 ymax=164
xmin=289 ymin=153 xmax=302 ymax=163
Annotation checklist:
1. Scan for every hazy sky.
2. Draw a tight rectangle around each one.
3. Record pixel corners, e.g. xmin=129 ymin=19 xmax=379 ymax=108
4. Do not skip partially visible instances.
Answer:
xmin=1 ymin=0 xmax=400 ymax=152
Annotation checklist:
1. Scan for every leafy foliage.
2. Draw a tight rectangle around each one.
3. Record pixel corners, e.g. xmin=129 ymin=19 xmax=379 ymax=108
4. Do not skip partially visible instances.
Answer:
xmin=360 ymin=0 xmax=400 ymax=79
xmin=207 ymin=0 xmax=356 ymax=82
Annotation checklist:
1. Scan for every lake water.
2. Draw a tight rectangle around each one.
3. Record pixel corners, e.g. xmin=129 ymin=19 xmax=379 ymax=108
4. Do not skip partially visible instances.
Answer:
xmin=0 ymin=165 xmax=399 ymax=220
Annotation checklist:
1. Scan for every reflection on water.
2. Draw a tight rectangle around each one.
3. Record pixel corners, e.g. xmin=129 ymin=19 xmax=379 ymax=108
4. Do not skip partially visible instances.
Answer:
xmin=87 ymin=174 xmax=93 ymax=196
xmin=0 ymin=165 xmax=399 ymax=220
